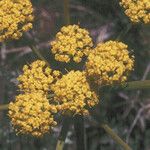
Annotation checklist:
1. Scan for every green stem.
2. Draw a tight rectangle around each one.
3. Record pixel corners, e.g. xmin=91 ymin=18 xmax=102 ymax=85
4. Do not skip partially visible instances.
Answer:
xmin=29 ymin=45 xmax=50 ymax=67
xmin=100 ymin=80 xmax=150 ymax=90
xmin=74 ymin=115 xmax=86 ymax=150
xmin=56 ymin=116 xmax=71 ymax=150
xmin=56 ymin=140 xmax=65 ymax=150
xmin=0 ymin=104 xmax=8 ymax=110
xmin=63 ymin=0 xmax=70 ymax=25
xmin=0 ymin=80 xmax=150 ymax=112
xmin=100 ymin=124 xmax=132 ymax=150
xmin=124 ymin=80 xmax=150 ymax=90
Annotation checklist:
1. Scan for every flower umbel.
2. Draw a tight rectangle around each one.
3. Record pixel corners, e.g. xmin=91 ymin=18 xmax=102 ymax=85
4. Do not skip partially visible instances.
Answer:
xmin=50 ymin=25 xmax=93 ymax=63
xmin=120 ymin=0 xmax=150 ymax=24
xmin=18 ymin=60 xmax=61 ymax=93
xmin=86 ymin=41 xmax=134 ymax=85
xmin=8 ymin=93 xmax=57 ymax=137
xmin=51 ymin=71 xmax=99 ymax=115
xmin=0 ymin=0 xmax=34 ymax=42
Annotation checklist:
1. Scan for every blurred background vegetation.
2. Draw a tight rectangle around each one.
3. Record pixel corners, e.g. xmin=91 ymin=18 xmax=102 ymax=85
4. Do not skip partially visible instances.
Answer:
xmin=0 ymin=0 xmax=150 ymax=149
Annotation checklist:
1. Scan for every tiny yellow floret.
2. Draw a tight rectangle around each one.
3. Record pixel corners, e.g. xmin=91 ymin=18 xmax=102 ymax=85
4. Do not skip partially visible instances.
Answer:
xmin=85 ymin=41 xmax=134 ymax=85
xmin=120 ymin=0 xmax=150 ymax=24
xmin=0 ymin=0 xmax=34 ymax=42
xmin=50 ymin=25 xmax=93 ymax=63
xmin=8 ymin=93 xmax=57 ymax=137
xmin=51 ymin=71 xmax=99 ymax=115
xmin=18 ymin=60 xmax=61 ymax=93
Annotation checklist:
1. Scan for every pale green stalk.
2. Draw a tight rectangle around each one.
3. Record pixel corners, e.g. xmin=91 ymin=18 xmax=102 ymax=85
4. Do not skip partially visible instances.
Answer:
xmin=100 ymin=123 xmax=132 ymax=150
xmin=63 ymin=0 xmax=70 ymax=25
xmin=0 ymin=104 xmax=8 ymax=110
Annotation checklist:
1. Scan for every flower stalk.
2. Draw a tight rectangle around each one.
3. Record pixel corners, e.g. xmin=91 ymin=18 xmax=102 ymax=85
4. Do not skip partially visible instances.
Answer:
xmin=100 ymin=80 xmax=150 ymax=91
xmin=100 ymin=123 xmax=132 ymax=150
xmin=29 ymin=45 xmax=50 ymax=67
xmin=0 ymin=104 xmax=8 ymax=110
xmin=56 ymin=116 xmax=71 ymax=150
xmin=123 ymin=80 xmax=150 ymax=90
xmin=74 ymin=115 xmax=86 ymax=150
xmin=63 ymin=0 xmax=70 ymax=25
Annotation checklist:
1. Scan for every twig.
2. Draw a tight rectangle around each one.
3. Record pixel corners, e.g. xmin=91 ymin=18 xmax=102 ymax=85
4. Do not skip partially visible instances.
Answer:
xmin=6 ymin=41 xmax=49 ymax=54
xmin=126 ymin=104 xmax=150 ymax=143
xmin=141 ymin=62 xmax=150 ymax=81
xmin=123 ymin=62 xmax=150 ymax=118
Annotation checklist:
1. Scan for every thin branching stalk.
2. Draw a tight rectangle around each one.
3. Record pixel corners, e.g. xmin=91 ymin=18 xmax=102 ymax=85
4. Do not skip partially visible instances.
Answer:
xmin=74 ymin=115 xmax=86 ymax=150
xmin=0 ymin=104 xmax=8 ymax=110
xmin=100 ymin=123 xmax=132 ymax=150
xmin=24 ymin=33 xmax=50 ymax=67
xmin=63 ymin=0 xmax=70 ymax=25
xmin=29 ymin=45 xmax=50 ymax=67
xmin=56 ymin=116 xmax=71 ymax=150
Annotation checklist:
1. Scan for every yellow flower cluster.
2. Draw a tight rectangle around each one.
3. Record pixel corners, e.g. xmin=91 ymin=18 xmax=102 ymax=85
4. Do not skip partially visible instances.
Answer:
xmin=50 ymin=25 xmax=93 ymax=63
xmin=7 ymin=22 xmax=135 ymax=137
xmin=51 ymin=71 xmax=98 ymax=115
xmin=120 ymin=0 xmax=150 ymax=24
xmin=9 ymin=60 xmax=61 ymax=137
xmin=0 ymin=0 xmax=34 ymax=42
xmin=8 ymin=93 xmax=57 ymax=137
xmin=86 ymin=41 xmax=134 ymax=85
xmin=18 ymin=60 xmax=61 ymax=93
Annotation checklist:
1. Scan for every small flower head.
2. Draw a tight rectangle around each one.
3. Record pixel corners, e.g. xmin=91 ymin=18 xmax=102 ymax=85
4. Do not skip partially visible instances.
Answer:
xmin=51 ymin=71 xmax=99 ymax=115
xmin=50 ymin=25 xmax=93 ymax=63
xmin=8 ymin=93 xmax=57 ymax=137
xmin=18 ymin=60 xmax=61 ymax=93
xmin=0 ymin=0 xmax=34 ymax=42
xmin=86 ymin=41 xmax=134 ymax=85
xmin=120 ymin=0 xmax=150 ymax=24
